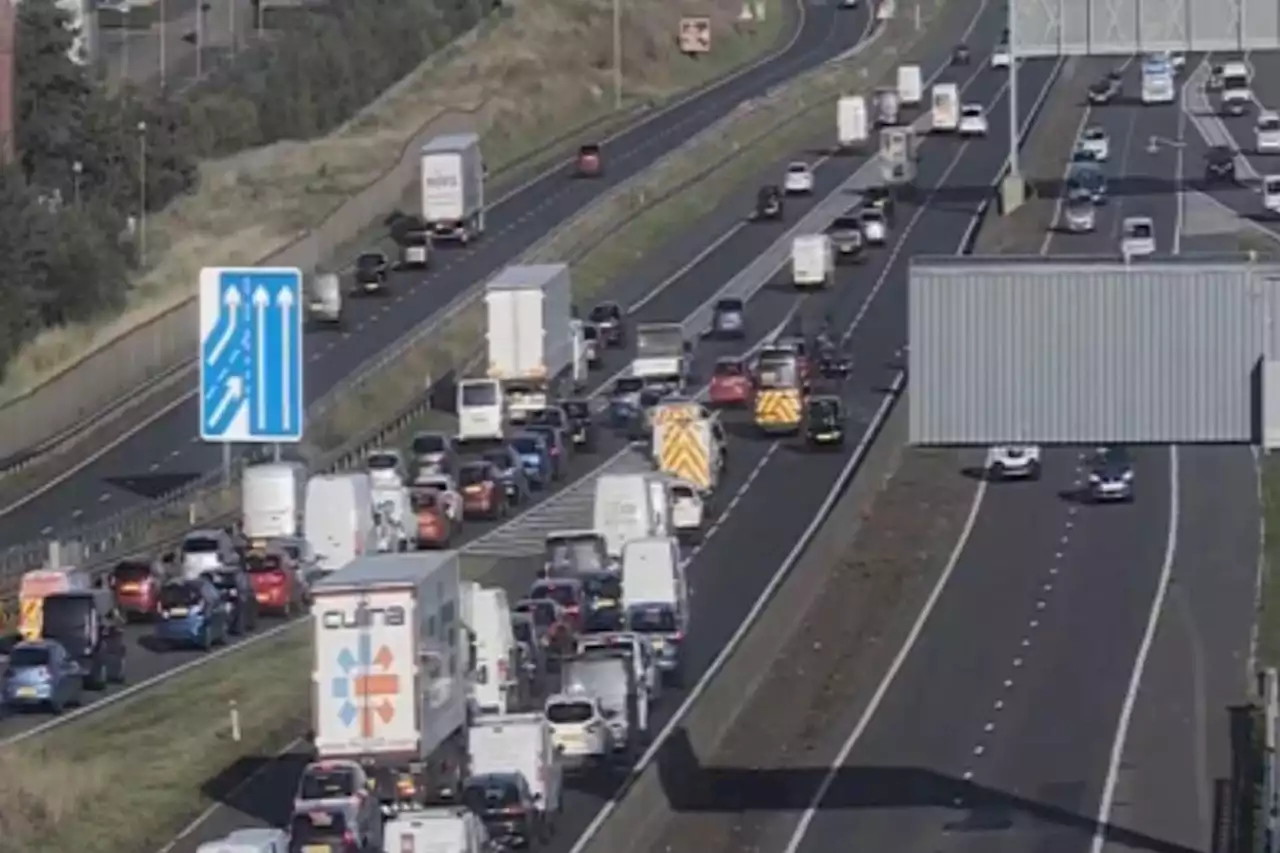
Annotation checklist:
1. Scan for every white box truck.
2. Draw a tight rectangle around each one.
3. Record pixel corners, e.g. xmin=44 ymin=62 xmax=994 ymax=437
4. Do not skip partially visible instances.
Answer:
xmin=304 ymin=473 xmax=376 ymax=574
xmin=483 ymin=263 xmax=581 ymax=425
xmin=311 ymin=552 xmax=470 ymax=809
xmin=468 ymin=713 xmax=563 ymax=842
xmin=931 ymin=83 xmax=959 ymax=132
xmin=241 ymin=462 xmax=306 ymax=541
xmin=420 ymin=132 xmax=485 ymax=244
xmin=836 ymin=95 xmax=868 ymax=150
xmin=593 ymin=473 xmax=661 ymax=560
xmin=897 ymin=64 xmax=922 ymax=106
xmin=791 ymin=234 xmax=834 ymax=288
xmin=630 ymin=322 xmax=688 ymax=390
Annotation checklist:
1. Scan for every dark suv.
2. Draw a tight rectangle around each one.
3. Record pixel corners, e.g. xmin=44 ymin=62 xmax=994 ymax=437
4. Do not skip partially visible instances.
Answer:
xmin=40 ymin=590 xmax=126 ymax=689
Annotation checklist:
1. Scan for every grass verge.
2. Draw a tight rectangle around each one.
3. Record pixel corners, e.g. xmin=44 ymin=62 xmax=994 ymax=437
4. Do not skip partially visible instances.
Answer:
xmin=0 ymin=626 xmax=310 ymax=853
xmin=51 ymin=0 xmax=967 ymax=577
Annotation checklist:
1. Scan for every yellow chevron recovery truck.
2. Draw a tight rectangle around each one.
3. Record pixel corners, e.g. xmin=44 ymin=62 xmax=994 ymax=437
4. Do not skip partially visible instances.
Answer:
xmin=651 ymin=401 xmax=724 ymax=493
xmin=753 ymin=345 xmax=804 ymax=434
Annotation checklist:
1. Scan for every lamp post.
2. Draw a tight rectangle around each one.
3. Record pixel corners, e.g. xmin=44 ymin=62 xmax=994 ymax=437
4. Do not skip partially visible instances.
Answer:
xmin=72 ymin=160 xmax=82 ymax=207
xmin=137 ymin=120 xmax=148 ymax=267
xmin=612 ymin=0 xmax=622 ymax=109
xmin=158 ymin=0 xmax=167 ymax=89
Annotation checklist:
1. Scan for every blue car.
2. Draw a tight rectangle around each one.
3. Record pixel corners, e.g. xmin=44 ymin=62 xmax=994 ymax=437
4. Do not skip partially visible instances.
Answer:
xmin=511 ymin=433 xmax=552 ymax=490
xmin=2 ymin=639 xmax=83 ymax=714
xmin=607 ymin=377 xmax=645 ymax=427
xmin=154 ymin=578 xmax=230 ymax=650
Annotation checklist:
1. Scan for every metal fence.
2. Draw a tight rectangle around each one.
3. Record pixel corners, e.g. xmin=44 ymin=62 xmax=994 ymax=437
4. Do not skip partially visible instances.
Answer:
xmin=0 ymin=3 xmax=918 ymax=597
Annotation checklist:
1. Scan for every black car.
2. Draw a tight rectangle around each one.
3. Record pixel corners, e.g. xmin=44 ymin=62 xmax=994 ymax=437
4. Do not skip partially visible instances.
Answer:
xmin=1088 ymin=77 xmax=1120 ymax=104
xmin=826 ymin=214 xmax=866 ymax=262
xmin=463 ymin=772 xmax=545 ymax=846
xmin=559 ymin=398 xmax=597 ymax=451
xmin=1205 ymin=145 xmax=1236 ymax=181
xmin=710 ymin=297 xmax=747 ymax=339
xmin=953 ymin=43 xmax=971 ymax=64
xmin=755 ymin=184 xmax=784 ymax=220
xmin=804 ymin=396 xmax=846 ymax=447
xmin=40 ymin=590 xmax=127 ymax=689
xmin=353 ymin=251 xmax=389 ymax=295
xmin=589 ymin=302 xmax=626 ymax=347
xmin=815 ymin=339 xmax=852 ymax=377
xmin=1086 ymin=446 xmax=1135 ymax=503
xmin=579 ymin=569 xmax=623 ymax=613
xmin=864 ymin=185 xmax=896 ymax=225
xmin=201 ymin=567 xmax=259 ymax=635
xmin=482 ymin=445 xmax=529 ymax=505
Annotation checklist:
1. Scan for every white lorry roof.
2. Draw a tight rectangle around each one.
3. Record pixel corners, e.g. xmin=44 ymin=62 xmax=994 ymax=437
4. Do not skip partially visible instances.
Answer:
xmin=420 ymin=132 xmax=481 ymax=154
xmin=313 ymin=552 xmax=457 ymax=589
xmin=486 ymin=263 xmax=568 ymax=291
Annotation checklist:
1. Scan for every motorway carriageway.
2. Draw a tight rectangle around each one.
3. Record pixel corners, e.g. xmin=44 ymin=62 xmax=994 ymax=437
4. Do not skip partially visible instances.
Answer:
xmin=157 ymin=23 xmax=1064 ymax=853
xmin=778 ymin=57 xmax=1256 ymax=853
xmin=0 ymin=0 xmax=1011 ymax=746
xmin=0 ymin=0 xmax=881 ymax=549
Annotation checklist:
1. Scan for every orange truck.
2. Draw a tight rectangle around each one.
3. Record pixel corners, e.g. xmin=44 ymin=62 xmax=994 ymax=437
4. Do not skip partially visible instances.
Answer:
xmin=18 ymin=566 xmax=95 ymax=640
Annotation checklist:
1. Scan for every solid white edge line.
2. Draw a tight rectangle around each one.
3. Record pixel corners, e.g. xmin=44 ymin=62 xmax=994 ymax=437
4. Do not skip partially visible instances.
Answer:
xmin=1087 ymin=445 xmax=1181 ymax=853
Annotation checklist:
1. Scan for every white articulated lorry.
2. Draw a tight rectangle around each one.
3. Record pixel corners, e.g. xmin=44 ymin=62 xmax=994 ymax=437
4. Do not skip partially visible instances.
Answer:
xmin=311 ymin=553 xmax=470 ymax=811
xmin=461 ymin=263 xmax=583 ymax=431
xmin=420 ymin=132 xmax=485 ymax=244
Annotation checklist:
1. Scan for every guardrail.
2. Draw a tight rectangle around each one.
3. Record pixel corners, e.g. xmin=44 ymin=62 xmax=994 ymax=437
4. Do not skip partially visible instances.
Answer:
xmin=0 ymin=7 xmax=914 ymax=599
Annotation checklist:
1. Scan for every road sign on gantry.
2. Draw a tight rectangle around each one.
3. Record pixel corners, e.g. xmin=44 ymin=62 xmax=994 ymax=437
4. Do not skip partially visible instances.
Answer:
xmin=199 ymin=267 xmax=304 ymax=443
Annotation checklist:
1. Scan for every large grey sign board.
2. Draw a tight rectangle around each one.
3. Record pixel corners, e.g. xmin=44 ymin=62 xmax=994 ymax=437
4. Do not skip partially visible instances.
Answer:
xmin=1012 ymin=0 xmax=1280 ymax=55
xmin=908 ymin=256 xmax=1280 ymax=446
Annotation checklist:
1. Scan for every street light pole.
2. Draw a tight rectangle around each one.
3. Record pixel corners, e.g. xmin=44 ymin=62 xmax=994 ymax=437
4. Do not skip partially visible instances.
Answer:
xmin=195 ymin=0 xmax=203 ymax=80
xmin=612 ymin=0 xmax=622 ymax=109
xmin=138 ymin=121 xmax=148 ymax=267
xmin=1007 ymin=0 xmax=1019 ymax=181
xmin=159 ymin=0 xmax=167 ymax=88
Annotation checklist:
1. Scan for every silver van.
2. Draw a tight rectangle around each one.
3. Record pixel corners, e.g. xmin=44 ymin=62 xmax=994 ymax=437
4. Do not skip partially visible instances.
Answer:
xmin=308 ymin=273 xmax=343 ymax=329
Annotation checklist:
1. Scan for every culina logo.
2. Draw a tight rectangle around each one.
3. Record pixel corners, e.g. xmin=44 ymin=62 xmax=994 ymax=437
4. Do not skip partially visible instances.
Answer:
xmin=331 ymin=634 xmax=399 ymax=736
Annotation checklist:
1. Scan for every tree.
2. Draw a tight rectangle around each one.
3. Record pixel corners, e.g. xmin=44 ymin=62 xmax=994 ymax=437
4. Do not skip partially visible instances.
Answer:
xmin=14 ymin=0 xmax=90 ymax=194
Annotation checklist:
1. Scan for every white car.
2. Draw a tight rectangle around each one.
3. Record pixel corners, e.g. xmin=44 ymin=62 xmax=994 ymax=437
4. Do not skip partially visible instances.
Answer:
xmin=990 ymin=43 xmax=1011 ymax=68
xmin=1264 ymin=174 xmax=1280 ymax=215
xmin=1168 ymin=51 xmax=1186 ymax=70
xmin=1258 ymin=111 xmax=1280 ymax=154
xmin=985 ymin=445 xmax=1042 ymax=480
xmin=1078 ymin=126 xmax=1110 ymax=161
xmin=958 ymin=104 xmax=988 ymax=136
xmin=1121 ymin=216 xmax=1156 ymax=258
xmin=859 ymin=208 xmax=888 ymax=244
xmin=545 ymin=692 xmax=612 ymax=766
xmin=1064 ymin=192 xmax=1096 ymax=232
xmin=784 ymin=161 xmax=815 ymax=194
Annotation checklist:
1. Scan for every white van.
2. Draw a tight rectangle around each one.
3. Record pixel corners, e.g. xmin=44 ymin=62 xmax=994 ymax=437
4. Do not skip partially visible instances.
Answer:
xmin=896 ymin=64 xmax=922 ymax=105
xmin=382 ymin=808 xmax=490 ymax=853
xmin=457 ymin=379 xmax=504 ymax=442
xmin=461 ymin=583 xmax=520 ymax=715
xmin=1264 ymin=175 xmax=1280 ymax=215
xmin=1259 ymin=112 xmax=1280 ymax=154
xmin=303 ymin=473 xmax=376 ymax=573
xmin=195 ymin=828 xmax=288 ymax=853
xmin=667 ymin=478 xmax=704 ymax=538
xmin=791 ymin=234 xmax=834 ymax=289
xmin=308 ymin=273 xmax=343 ymax=329
xmin=468 ymin=713 xmax=563 ymax=835
xmin=836 ymin=95 xmax=868 ymax=149
xmin=242 ymin=462 xmax=307 ymax=541
xmin=593 ymin=474 xmax=655 ymax=560
xmin=372 ymin=484 xmax=414 ymax=553
xmin=620 ymin=536 xmax=688 ymax=684
xmin=931 ymin=83 xmax=959 ymax=132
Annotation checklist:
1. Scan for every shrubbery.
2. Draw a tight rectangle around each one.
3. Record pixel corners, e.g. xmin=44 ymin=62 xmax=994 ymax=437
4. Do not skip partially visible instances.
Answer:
xmin=0 ymin=0 xmax=492 ymax=384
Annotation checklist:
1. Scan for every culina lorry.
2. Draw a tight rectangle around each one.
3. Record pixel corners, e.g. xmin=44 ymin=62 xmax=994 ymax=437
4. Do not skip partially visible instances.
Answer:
xmin=310 ymin=553 xmax=470 ymax=810
xmin=457 ymin=263 xmax=584 ymax=437
xmin=419 ymin=132 xmax=486 ymax=244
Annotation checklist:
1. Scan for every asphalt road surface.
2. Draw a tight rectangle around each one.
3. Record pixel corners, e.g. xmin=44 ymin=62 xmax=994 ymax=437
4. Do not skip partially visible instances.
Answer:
xmin=0 ymin=0 xmax=878 ymax=551
xmin=784 ymin=55 xmax=1261 ymax=853
xmin=141 ymin=9 xmax=1055 ymax=853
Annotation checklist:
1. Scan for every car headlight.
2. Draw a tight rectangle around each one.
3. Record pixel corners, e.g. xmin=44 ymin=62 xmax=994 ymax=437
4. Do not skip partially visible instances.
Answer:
xmin=1123 ymin=471 xmax=1134 ymax=481
xmin=1089 ymin=474 xmax=1101 ymax=483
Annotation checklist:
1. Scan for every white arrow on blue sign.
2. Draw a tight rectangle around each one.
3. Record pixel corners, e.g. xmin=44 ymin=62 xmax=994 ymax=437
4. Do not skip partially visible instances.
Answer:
xmin=198 ymin=267 xmax=305 ymax=443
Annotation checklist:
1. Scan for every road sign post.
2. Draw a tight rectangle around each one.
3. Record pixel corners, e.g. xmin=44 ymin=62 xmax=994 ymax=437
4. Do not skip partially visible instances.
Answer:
xmin=199 ymin=267 xmax=305 ymax=447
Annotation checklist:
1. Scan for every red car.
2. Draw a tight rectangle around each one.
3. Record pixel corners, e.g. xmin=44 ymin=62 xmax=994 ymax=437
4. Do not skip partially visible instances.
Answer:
xmin=577 ymin=144 xmax=602 ymax=177
xmin=246 ymin=550 xmax=306 ymax=617
xmin=514 ymin=598 xmax=576 ymax=658
xmin=529 ymin=577 xmax=586 ymax=632
xmin=459 ymin=461 xmax=507 ymax=520
xmin=709 ymin=357 xmax=753 ymax=406
xmin=109 ymin=559 xmax=164 ymax=622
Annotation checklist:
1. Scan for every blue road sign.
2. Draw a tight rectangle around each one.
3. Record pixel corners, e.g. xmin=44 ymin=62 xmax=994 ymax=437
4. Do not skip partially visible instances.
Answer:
xmin=199 ymin=267 xmax=304 ymax=443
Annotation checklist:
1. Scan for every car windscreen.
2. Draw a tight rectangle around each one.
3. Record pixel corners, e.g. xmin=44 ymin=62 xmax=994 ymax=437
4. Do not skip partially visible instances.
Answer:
xmin=830 ymin=216 xmax=861 ymax=231
xmin=411 ymin=434 xmax=446 ymax=455
xmin=581 ymin=574 xmax=622 ymax=602
xmin=205 ymin=571 xmax=239 ymax=591
xmin=463 ymin=776 xmax=522 ymax=810
xmin=9 ymin=645 xmax=50 ymax=667
xmin=182 ymin=536 xmax=220 ymax=554
xmin=461 ymin=383 xmax=498 ymax=406
xmin=613 ymin=378 xmax=643 ymax=395
xmin=1128 ymin=222 xmax=1153 ymax=239
xmin=245 ymin=553 xmax=284 ymax=574
xmin=513 ymin=619 xmax=534 ymax=645
xmin=458 ymin=466 xmax=488 ymax=487
xmin=366 ymin=453 xmax=398 ymax=470
xmin=583 ymin=325 xmax=598 ymax=340
xmin=546 ymin=701 xmax=595 ymax=724
xmin=482 ymin=450 xmax=512 ymax=469
xmin=299 ymin=766 xmax=358 ymax=800
xmin=547 ymin=537 xmax=604 ymax=572
xmin=512 ymin=437 xmax=540 ymax=455
xmin=160 ymin=584 xmax=202 ymax=608
xmin=527 ymin=426 xmax=557 ymax=445
xmin=520 ymin=601 xmax=556 ymax=626
xmin=714 ymin=361 xmax=744 ymax=377
xmin=529 ymin=410 xmax=565 ymax=428
xmin=1266 ymin=178 xmax=1280 ymax=194
xmin=715 ymin=299 xmax=744 ymax=313
xmin=628 ymin=605 xmax=678 ymax=634
xmin=356 ymin=254 xmax=381 ymax=271
xmin=589 ymin=305 xmax=620 ymax=323
xmin=531 ymin=583 xmax=578 ymax=608
xmin=112 ymin=562 xmax=152 ymax=583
